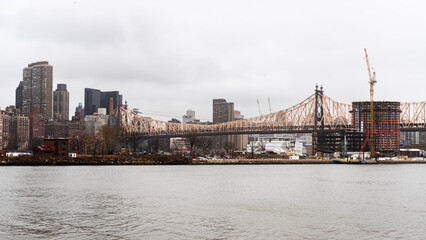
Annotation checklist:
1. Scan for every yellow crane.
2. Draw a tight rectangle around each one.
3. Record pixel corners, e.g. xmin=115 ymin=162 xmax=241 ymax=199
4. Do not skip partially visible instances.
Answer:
xmin=364 ymin=48 xmax=377 ymax=154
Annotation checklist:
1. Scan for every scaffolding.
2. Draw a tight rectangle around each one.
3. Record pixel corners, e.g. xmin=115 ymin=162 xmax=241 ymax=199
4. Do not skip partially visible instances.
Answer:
xmin=352 ymin=101 xmax=401 ymax=156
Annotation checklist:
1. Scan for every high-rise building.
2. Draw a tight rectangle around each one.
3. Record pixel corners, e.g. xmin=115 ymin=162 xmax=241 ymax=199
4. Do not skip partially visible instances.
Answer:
xmin=22 ymin=61 xmax=53 ymax=119
xmin=84 ymin=88 xmax=122 ymax=116
xmin=15 ymin=81 xmax=24 ymax=110
xmin=213 ymin=99 xmax=235 ymax=150
xmin=100 ymin=91 xmax=122 ymax=115
xmin=84 ymin=88 xmax=101 ymax=116
xmin=53 ymin=83 xmax=69 ymax=120
xmin=213 ymin=99 xmax=234 ymax=124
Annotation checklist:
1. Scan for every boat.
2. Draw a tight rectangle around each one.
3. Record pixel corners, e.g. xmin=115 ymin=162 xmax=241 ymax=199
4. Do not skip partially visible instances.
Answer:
xmin=332 ymin=158 xmax=362 ymax=164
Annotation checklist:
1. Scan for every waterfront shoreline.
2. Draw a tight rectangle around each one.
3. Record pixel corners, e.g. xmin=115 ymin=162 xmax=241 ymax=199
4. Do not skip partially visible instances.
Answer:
xmin=1 ymin=155 xmax=426 ymax=166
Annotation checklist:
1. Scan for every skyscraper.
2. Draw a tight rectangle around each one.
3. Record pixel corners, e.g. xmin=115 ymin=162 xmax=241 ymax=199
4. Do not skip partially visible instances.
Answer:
xmin=84 ymin=88 xmax=101 ymax=116
xmin=84 ymin=88 xmax=122 ymax=116
xmin=15 ymin=81 xmax=23 ymax=110
xmin=213 ymin=99 xmax=235 ymax=149
xmin=53 ymin=83 xmax=70 ymax=120
xmin=22 ymin=61 xmax=53 ymax=119
xmin=100 ymin=91 xmax=122 ymax=115
xmin=213 ymin=99 xmax=234 ymax=124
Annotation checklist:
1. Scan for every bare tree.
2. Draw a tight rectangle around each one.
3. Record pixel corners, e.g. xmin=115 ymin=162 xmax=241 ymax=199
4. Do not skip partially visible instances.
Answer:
xmin=223 ymin=140 xmax=235 ymax=156
xmin=29 ymin=137 xmax=43 ymax=150
xmin=127 ymin=132 xmax=141 ymax=153
xmin=249 ymin=141 xmax=256 ymax=159
xmin=198 ymin=136 xmax=213 ymax=152
xmin=182 ymin=134 xmax=199 ymax=156
xmin=149 ymin=138 xmax=160 ymax=153
xmin=101 ymin=125 xmax=122 ymax=154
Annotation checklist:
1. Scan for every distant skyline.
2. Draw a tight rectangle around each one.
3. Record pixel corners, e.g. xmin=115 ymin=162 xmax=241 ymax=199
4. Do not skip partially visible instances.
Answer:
xmin=1 ymin=0 xmax=426 ymax=121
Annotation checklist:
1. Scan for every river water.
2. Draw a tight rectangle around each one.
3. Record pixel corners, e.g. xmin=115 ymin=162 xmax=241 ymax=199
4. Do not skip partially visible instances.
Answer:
xmin=0 ymin=165 xmax=425 ymax=239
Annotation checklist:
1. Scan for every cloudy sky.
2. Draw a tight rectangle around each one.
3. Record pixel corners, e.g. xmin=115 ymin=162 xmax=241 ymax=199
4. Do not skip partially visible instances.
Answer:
xmin=1 ymin=0 xmax=425 ymax=121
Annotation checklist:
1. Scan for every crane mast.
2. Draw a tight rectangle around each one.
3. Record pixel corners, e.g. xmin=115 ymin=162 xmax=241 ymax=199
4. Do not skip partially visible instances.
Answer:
xmin=364 ymin=48 xmax=377 ymax=154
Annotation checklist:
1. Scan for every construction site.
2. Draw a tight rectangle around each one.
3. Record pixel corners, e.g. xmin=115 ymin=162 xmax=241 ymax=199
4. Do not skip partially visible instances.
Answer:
xmin=312 ymin=49 xmax=413 ymax=160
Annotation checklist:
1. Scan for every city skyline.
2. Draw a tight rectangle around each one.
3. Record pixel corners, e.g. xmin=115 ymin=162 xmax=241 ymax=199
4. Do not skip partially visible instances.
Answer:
xmin=1 ymin=1 xmax=426 ymax=122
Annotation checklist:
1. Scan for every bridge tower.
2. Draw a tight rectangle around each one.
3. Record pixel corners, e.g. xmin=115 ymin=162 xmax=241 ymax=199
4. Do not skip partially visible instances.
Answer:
xmin=312 ymin=84 xmax=325 ymax=155
xmin=314 ymin=84 xmax=324 ymax=131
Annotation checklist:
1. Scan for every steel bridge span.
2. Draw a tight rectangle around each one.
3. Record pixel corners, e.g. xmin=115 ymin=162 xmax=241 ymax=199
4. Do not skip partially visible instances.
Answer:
xmin=116 ymin=89 xmax=426 ymax=138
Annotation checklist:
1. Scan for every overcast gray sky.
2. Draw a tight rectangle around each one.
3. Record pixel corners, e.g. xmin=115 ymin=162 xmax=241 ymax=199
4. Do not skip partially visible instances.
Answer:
xmin=1 ymin=0 xmax=425 ymax=121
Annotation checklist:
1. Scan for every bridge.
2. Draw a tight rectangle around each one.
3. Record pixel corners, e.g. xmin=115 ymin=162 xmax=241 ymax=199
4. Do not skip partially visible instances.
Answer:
xmin=116 ymin=87 xmax=425 ymax=138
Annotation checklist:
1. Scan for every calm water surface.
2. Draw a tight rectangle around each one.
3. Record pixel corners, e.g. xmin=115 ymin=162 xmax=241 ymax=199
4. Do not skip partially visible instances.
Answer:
xmin=0 ymin=165 xmax=425 ymax=239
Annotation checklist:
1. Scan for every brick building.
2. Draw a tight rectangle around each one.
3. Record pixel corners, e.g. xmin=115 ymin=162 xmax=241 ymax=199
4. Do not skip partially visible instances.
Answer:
xmin=29 ymin=107 xmax=45 ymax=147
xmin=10 ymin=115 xmax=30 ymax=151
xmin=45 ymin=120 xmax=69 ymax=139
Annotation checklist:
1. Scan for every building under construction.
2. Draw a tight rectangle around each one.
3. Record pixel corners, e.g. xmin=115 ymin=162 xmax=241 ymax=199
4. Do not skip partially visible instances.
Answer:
xmin=312 ymin=101 xmax=401 ymax=157
xmin=312 ymin=129 xmax=364 ymax=154
xmin=352 ymin=101 xmax=401 ymax=156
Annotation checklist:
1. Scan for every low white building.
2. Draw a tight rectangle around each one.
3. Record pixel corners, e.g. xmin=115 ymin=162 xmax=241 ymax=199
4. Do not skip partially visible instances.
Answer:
xmin=84 ymin=108 xmax=110 ymax=135
xmin=170 ymin=138 xmax=190 ymax=152
xmin=247 ymin=139 xmax=306 ymax=155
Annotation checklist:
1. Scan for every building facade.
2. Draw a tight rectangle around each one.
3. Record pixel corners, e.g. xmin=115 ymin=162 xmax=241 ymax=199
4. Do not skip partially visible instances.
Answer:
xmin=352 ymin=101 xmax=401 ymax=156
xmin=85 ymin=88 xmax=122 ymax=116
xmin=15 ymin=81 xmax=24 ymax=110
xmin=213 ymin=99 xmax=235 ymax=150
xmin=53 ymin=83 xmax=69 ymax=120
xmin=1 ymin=113 xmax=10 ymax=150
xmin=73 ymin=102 xmax=84 ymax=120
xmin=182 ymin=109 xmax=198 ymax=123
xmin=68 ymin=118 xmax=85 ymax=138
xmin=100 ymin=91 xmax=122 ymax=115
xmin=45 ymin=120 xmax=69 ymax=139
xmin=1 ymin=106 xmax=30 ymax=150
xmin=213 ymin=99 xmax=235 ymax=124
xmin=84 ymin=88 xmax=101 ymax=116
xmin=84 ymin=110 xmax=110 ymax=135
xmin=234 ymin=110 xmax=248 ymax=151
xmin=22 ymin=61 xmax=53 ymax=119
xmin=9 ymin=115 xmax=30 ymax=151
xmin=29 ymin=107 xmax=45 ymax=147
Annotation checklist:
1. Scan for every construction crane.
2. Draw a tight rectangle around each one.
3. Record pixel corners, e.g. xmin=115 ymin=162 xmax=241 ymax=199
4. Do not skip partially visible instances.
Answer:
xmin=364 ymin=48 xmax=377 ymax=155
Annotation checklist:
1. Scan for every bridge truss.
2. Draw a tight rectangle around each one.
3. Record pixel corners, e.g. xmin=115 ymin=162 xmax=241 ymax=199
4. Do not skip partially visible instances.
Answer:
xmin=117 ymin=91 xmax=353 ymax=138
xmin=400 ymin=101 xmax=426 ymax=130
